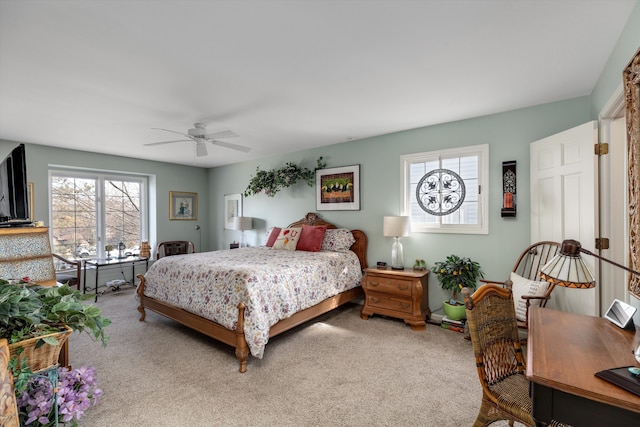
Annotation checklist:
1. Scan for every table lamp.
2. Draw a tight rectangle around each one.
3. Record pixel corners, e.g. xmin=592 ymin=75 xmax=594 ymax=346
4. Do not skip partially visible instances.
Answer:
xmin=383 ymin=216 xmax=411 ymax=270
xmin=232 ymin=216 xmax=253 ymax=247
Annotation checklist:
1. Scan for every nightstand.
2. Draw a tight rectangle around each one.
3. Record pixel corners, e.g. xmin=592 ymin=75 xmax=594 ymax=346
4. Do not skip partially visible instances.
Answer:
xmin=360 ymin=267 xmax=430 ymax=331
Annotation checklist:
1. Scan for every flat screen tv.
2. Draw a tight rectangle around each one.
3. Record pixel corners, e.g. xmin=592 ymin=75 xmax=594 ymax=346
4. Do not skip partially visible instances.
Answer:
xmin=0 ymin=143 xmax=30 ymax=226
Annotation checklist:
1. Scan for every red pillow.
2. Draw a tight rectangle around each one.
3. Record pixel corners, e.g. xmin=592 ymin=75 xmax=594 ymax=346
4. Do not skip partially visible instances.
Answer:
xmin=265 ymin=227 xmax=282 ymax=247
xmin=296 ymin=225 xmax=328 ymax=252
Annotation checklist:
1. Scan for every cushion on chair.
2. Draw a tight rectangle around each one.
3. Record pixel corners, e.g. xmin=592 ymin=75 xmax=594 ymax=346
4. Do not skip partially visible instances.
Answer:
xmin=509 ymin=272 xmax=550 ymax=322
xmin=56 ymin=274 xmax=77 ymax=285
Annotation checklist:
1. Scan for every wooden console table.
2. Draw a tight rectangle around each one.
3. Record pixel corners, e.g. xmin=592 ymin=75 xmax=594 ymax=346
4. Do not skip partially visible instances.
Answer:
xmin=526 ymin=307 xmax=640 ymax=426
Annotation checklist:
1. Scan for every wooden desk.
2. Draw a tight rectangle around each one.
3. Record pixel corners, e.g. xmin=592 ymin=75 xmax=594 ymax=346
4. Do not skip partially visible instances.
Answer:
xmin=527 ymin=307 xmax=640 ymax=426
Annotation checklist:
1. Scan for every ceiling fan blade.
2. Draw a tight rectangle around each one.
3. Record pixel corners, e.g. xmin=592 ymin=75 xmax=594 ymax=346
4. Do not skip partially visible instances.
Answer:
xmin=209 ymin=139 xmax=252 ymax=153
xmin=151 ymin=128 xmax=190 ymax=138
xmin=195 ymin=141 xmax=208 ymax=157
xmin=205 ymin=130 xmax=239 ymax=139
xmin=144 ymin=139 xmax=191 ymax=147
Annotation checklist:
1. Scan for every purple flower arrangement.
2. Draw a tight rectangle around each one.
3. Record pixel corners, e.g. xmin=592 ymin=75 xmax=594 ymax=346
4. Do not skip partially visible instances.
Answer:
xmin=17 ymin=366 xmax=102 ymax=426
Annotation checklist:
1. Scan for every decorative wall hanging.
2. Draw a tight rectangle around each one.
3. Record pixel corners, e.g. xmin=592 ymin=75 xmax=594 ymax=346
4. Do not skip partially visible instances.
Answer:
xmin=169 ymin=191 xmax=197 ymax=220
xmin=224 ymin=193 xmax=242 ymax=229
xmin=501 ymin=160 xmax=517 ymax=217
xmin=625 ymin=47 xmax=640 ymax=299
xmin=415 ymin=168 xmax=465 ymax=216
xmin=316 ymin=164 xmax=360 ymax=211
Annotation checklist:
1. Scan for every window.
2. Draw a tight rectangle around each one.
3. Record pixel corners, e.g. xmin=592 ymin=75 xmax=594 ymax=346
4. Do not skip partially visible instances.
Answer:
xmin=401 ymin=144 xmax=488 ymax=234
xmin=50 ymin=171 xmax=147 ymax=260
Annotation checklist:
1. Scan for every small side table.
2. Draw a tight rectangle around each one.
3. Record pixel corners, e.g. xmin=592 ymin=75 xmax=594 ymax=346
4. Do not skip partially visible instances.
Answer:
xmin=83 ymin=256 xmax=149 ymax=302
xmin=360 ymin=267 xmax=430 ymax=331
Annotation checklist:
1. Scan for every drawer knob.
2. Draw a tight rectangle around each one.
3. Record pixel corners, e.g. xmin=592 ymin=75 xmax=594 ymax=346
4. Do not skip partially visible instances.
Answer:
xmin=369 ymin=281 xmax=380 ymax=287
xmin=397 ymin=284 xmax=409 ymax=291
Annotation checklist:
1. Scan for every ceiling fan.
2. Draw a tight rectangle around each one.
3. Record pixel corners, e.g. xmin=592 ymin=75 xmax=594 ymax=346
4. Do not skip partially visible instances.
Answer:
xmin=146 ymin=123 xmax=251 ymax=157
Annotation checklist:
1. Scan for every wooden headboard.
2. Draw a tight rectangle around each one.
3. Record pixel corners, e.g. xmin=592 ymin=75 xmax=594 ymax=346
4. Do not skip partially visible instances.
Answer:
xmin=288 ymin=212 xmax=368 ymax=270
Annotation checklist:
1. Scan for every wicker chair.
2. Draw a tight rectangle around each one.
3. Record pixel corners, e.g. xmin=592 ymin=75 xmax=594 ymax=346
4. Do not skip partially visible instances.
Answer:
xmin=52 ymin=253 xmax=82 ymax=290
xmin=462 ymin=284 xmax=570 ymax=427
xmin=480 ymin=241 xmax=560 ymax=330
xmin=156 ymin=241 xmax=195 ymax=259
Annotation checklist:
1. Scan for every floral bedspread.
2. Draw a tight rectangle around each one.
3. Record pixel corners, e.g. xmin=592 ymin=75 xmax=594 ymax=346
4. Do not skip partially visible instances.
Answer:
xmin=142 ymin=247 xmax=363 ymax=358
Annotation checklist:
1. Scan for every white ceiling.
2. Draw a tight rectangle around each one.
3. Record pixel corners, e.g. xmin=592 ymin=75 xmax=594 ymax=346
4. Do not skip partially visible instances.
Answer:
xmin=0 ymin=0 xmax=636 ymax=168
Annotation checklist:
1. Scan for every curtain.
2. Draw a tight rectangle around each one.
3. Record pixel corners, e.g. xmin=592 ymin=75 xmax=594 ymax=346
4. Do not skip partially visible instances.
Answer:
xmin=626 ymin=47 xmax=640 ymax=298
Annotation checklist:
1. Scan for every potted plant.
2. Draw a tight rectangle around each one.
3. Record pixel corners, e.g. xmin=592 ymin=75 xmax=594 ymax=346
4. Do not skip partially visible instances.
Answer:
xmin=0 ymin=279 xmax=111 ymax=371
xmin=432 ymin=255 xmax=484 ymax=320
xmin=244 ymin=157 xmax=326 ymax=197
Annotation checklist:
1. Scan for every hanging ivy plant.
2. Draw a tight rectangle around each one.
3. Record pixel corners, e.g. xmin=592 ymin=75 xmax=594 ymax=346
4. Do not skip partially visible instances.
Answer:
xmin=244 ymin=157 xmax=327 ymax=197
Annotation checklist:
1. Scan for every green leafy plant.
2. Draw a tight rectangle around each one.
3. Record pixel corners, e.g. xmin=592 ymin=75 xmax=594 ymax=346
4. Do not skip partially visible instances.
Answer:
xmin=432 ymin=255 xmax=484 ymax=303
xmin=244 ymin=157 xmax=327 ymax=197
xmin=0 ymin=280 xmax=111 ymax=347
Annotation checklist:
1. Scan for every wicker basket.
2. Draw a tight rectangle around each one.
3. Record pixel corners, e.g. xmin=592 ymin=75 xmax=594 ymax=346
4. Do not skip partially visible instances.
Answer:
xmin=8 ymin=324 xmax=72 ymax=372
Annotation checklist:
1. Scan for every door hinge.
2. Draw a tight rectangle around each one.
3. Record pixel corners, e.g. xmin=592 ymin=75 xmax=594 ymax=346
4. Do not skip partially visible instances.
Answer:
xmin=595 ymin=143 xmax=609 ymax=156
xmin=595 ymin=237 xmax=609 ymax=250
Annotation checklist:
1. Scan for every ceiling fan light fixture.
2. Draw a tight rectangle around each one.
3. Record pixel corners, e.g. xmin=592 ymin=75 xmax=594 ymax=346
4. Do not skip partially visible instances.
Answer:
xmin=195 ymin=141 xmax=208 ymax=157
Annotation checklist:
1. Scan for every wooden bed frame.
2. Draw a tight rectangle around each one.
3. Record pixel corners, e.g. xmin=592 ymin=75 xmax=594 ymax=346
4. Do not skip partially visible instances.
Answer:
xmin=136 ymin=212 xmax=368 ymax=372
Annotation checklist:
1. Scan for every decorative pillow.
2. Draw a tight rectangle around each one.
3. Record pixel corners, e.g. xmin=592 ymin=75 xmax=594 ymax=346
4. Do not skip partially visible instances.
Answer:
xmin=296 ymin=225 xmax=328 ymax=252
xmin=320 ymin=228 xmax=355 ymax=252
xmin=509 ymin=272 xmax=550 ymax=322
xmin=272 ymin=227 xmax=302 ymax=251
xmin=265 ymin=227 xmax=282 ymax=247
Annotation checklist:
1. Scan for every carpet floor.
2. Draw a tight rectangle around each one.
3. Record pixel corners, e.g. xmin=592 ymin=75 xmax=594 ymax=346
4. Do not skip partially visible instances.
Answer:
xmin=69 ymin=287 xmax=522 ymax=426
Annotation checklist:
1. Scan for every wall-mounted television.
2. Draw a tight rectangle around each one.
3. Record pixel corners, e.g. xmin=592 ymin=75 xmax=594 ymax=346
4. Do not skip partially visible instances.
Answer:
xmin=0 ymin=143 xmax=31 ymax=226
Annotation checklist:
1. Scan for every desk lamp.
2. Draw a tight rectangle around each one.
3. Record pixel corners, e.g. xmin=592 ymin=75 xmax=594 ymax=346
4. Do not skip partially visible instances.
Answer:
xmin=539 ymin=239 xmax=640 ymax=288
xmin=383 ymin=216 xmax=411 ymax=270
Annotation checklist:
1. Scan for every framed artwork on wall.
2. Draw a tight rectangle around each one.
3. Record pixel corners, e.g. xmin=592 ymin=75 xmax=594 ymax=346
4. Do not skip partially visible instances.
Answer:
xmin=316 ymin=164 xmax=360 ymax=211
xmin=224 ymin=193 xmax=242 ymax=229
xmin=169 ymin=191 xmax=198 ymax=220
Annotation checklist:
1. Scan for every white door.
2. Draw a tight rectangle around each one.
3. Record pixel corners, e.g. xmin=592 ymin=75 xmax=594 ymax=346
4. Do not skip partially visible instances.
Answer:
xmin=530 ymin=120 xmax=598 ymax=316
xmin=601 ymin=116 xmax=628 ymax=309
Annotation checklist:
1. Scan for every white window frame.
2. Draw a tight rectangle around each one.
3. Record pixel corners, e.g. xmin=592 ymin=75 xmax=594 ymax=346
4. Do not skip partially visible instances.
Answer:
xmin=401 ymin=143 xmax=489 ymax=235
xmin=49 ymin=169 xmax=148 ymax=259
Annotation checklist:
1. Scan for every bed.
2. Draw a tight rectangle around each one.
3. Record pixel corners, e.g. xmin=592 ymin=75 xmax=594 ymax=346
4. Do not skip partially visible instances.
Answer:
xmin=136 ymin=212 xmax=368 ymax=372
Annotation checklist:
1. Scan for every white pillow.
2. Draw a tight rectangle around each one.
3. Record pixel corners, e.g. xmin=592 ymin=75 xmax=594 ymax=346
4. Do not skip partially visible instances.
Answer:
xmin=272 ymin=227 xmax=302 ymax=251
xmin=509 ymin=272 xmax=550 ymax=322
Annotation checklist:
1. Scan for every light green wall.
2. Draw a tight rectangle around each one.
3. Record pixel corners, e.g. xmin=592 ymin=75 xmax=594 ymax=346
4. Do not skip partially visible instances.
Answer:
xmin=2 ymin=3 xmax=637 ymax=310
xmin=0 ymin=141 xmax=209 ymax=252
xmin=209 ymin=96 xmax=591 ymax=308
xmin=590 ymin=1 xmax=640 ymax=117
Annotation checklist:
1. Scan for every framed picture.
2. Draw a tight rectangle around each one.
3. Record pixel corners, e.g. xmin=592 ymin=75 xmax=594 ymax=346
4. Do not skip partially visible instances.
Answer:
xmin=224 ymin=193 xmax=242 ymax=229
xmin=316 ymin=164 xmax=360 ymax=211
xmin=169 ymin=191 xmax=198 ymax=220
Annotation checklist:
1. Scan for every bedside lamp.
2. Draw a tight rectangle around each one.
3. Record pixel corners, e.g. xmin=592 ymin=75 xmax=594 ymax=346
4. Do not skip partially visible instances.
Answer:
xmin=232 ymin=216 xmax=253 ymax=248
xmin=383 ymin=216 xmax=411 ymax=270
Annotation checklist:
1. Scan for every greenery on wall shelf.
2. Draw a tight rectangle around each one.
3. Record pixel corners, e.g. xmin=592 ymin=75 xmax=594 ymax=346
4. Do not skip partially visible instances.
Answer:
xmin=244 ymin=157 xmax=327 ymax=197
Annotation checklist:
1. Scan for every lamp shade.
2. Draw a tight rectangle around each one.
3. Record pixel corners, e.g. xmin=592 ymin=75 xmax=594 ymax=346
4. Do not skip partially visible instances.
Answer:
xmin=232 ymin=216 xmax=252 ymax=231
xmin=383 ymin=216 xmax=411 ymax=237
xmin=539 ymin=240 xmax=595 ymax=288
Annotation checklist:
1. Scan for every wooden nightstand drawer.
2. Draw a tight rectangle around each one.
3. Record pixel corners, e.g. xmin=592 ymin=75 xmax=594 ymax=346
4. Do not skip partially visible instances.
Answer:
xmin=364 ymin=276 xmax=413 ymax=296
xmin=360 ymin=267 xmax=430 ymax=331
xmin=366 ymin=292 xmax=413 ymax=314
